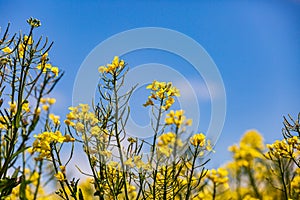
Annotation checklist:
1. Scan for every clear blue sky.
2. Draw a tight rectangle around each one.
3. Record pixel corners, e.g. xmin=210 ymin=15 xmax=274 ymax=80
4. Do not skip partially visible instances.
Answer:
xmin=1 ymin=0 xmax=300 ymax=167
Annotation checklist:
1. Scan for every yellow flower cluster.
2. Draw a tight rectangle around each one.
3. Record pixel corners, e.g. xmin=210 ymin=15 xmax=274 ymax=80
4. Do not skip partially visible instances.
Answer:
xmin=2 ymin=46 xmax=12 ymax=54
xmin=36 ymin=55 xmax=59 ymax=77
xmin=65 ymin=104 xmax=96 ymax=125
xmin=27 ymin=17 xmax=41 ymax=27
xmin=124 ymin=155 xmax=150 ymax=170
xmin=266 ymin=136 xmax=300 ymax=159
xmin=54 ymin=171 xmax=65 ymax=182
xmin=0 ymin=116 xmax=9 ymax=130
xmin=98 ymin=56 xmax=125 ymax=74
xmin=143 ymin=80 xmax=180 ymax=110
xmin=206 ymin=168 xmax=229 ymax=187
xmin=157 ymin=132 xmax=182 ymax=157
xmin=190 ymin=133 xmax=206 ymax=147
xmin=40 ymin=97 xmax=56 ymax=112
xmin=49 ymin=113 xmax=60 ymax=126
xmin=165 ymin=109 xmax=192 ymax=128
xmin=190 ymin=133 xmax=212 ymax=152
xmin=119 ymin=184 xmax=137 ymax=199
xmin=30 ymin=131 xmax=74 ymax=160
xmin=7 ymin=100 xmax=31 ymax=115
xmin=291 ymin=168 xmax=300 ymax=194
xmin=5 ymin=168 xmax=49 ymax=200
xmin=228 ymin=130 xmax=264 ymax=167
xmin=16 ymin=35 xmax=33 ymax=58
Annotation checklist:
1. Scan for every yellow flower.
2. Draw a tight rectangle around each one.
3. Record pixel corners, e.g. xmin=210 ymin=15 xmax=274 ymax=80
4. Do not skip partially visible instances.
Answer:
xmin=35 ymin=107 xmax=41 ymax=115
xmin=158 ymin=132 xmax=176 ymax=146
xmin=240 ymin=130 xmax=264 ymax=150
xmin=144 ymin=80 xmax=180 ymax=110
xmin=42 ymin=104 xmax=49 ymax=111
xmin=8 ymin=101 xmax=17 ymax=113
xmin=90 ymin=126 xmax=100 ymax=135
xmin=124 ymin=158 xmax=134 ymax=168
xmin=190 ymin=133 xmax=206 ymax=147
xmin=51 ymin=66 xmax=59 ymax=77
xmin=64 ymin=119 xmax=75 ymax=126
xmin=98 ymin=66 xmax=107 ymax=73
xmin=2 ymin=47 xmax=12 ymax=53
xmin=24 ymin=35 xmax=33 ymax=45
xmin=49 ymin=113 xmax=60 ymax=125
xmin=206 ymin=168 xmax=229 ymax=186
xmin=27 ymin=17 xmax=41 ymax=27
xmin=75 ymin=122 xmax=85 ymax=133
xmin=98 ymin=56 xmax=125 ymax=74
xmin=59 ymin=165 xmax=66 ymax=173
xmin=54 ymin=171 xmax=65 ymax=181
xmin=18 ymin=43 xmax=25 ymax=58
xmin=64 ymin=134 xmax=75 ymax=142
xmin=165 ymin=109 xmax=191 ymax=128
xmin=47 ymin=98 xmax=56 ymax=105
xmin=41 ymin=52 xmax=48 ymax=61
xmin=79 ymin=104 xmax=89 ymax=113
xmin=22 ymin=102 xmax=30 ymax=112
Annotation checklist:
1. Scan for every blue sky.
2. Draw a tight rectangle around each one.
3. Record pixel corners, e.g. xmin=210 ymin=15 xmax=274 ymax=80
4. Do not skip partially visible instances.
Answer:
xmin=1 ymin=0 xmax=300 ymax=167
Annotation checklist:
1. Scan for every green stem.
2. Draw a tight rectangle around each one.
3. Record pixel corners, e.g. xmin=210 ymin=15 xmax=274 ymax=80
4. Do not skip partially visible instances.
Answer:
xmin=278 ymin=158 xmax=289 ymax=200
xmin=246 ymin=164 xmax=261 ymax=199
xmin=150 ymin=98 xmax=164 ymax=165
xmin=185 ymin=145 xmax=199 ymax=199
xmin=112 ymin=74 xmax=129 ymax=200
xmin=212 ymin=182 xmax=216 ymax=200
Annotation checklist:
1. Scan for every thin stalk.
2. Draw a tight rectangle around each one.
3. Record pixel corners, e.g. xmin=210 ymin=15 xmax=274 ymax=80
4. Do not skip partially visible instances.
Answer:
xmin=185 ymin=145 xmax=199 ymax=199
xmin=278 ymin=158 xmax=289 ymax=200
xmin=212 ymin=182 xmax=217 ymax=200
xmin=247 ymin=164 xmax=261 ymax=199
xmin=150 ymin=99 xmax=164 ymax=164
xmin=112 ymin=74 xmax=129 ymax=200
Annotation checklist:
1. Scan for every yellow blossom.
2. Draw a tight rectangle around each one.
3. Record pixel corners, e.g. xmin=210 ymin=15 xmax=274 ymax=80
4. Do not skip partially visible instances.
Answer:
xmin=51 ymin=66 xmax=59 ymax=77
xmin=54 ymin=171 xmax=65 ymax=181
xmin=8 ymin=101 xmax=17 ymax=113
xmin=22 ymin=102 xmax=30 ymax=112
xmin=24 ymin=35 xmax=33 ymax=45
xmin=75 ymin=122 xmax=85 ymax=133
xmin=41 ymin=52 xmax=48 ymax=61
xmin=98 ymin=56 xmax=125 ymax=74
xmin=165 ymin=109 xmax=191 ymax=128
xmin=47 ymin=98 xmax=56 ymax=105
xmin=64 ymin=119 xmax=75 ymax=126
xmin=144 ymin=80 xmax=180 ymax=110
xmin=190 ymin=133 xmax=206 ymax=147
xmin=49 ymin=113 xmax=60 ymax=125
xmin=42 ymin=104 xmax=49 ymax=111
xmin=2 ymin=46 xmax=12 ymax=53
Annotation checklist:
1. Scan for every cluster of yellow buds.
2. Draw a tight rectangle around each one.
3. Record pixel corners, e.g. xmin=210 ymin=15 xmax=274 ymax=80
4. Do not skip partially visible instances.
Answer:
xmin=266 ymin=136 xmax=300 ymax=159
xmin=64 ymin=104 xmax=109 ymax=144
xmin=157 ymin=132 xmax=183 ymax=157
xmin=64 ymin=104 xmax=98 ymax=128
xmin=291 ymin=168 xmax=300 ymax=194
xmin=1 ymin=46 xmax=12 ymax=54
xmin=54 ymin=166 xmax=67 ymax=182
xmin=165 ymin=110 xmax=192 ymax=128
xmin=228 ymin=130 xmax=264 ymax=167
xmin=30 ymin=131 xmax=75 ymax=160
xmin=98 ymin=56 xmax=125 ymax=74
xmin=27 ymin=17 xmax=41 ymax=28
xmin=143 ymin=80 xmax=180 ymax=110
xmin=40 ymin=97 xmax=56 ymax=112
xmin=189 ymin=133 xmax=212 ymax=156
xmin=36 ymin=52 xmax=59 ymax=77
xmin=206 ymin=168 xmax=229 ymax=188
